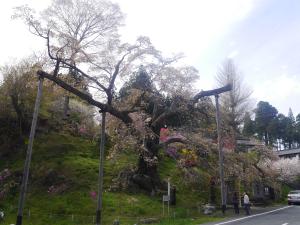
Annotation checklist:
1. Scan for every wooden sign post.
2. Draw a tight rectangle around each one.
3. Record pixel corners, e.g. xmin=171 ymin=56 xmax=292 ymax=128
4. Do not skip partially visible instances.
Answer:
xmin=162 ymin=178 xmax=171 ymax=216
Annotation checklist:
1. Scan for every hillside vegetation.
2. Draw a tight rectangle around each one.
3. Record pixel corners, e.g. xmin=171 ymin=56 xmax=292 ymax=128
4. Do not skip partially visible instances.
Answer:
xmin=0 ymin=132 xmax=224 ymax=225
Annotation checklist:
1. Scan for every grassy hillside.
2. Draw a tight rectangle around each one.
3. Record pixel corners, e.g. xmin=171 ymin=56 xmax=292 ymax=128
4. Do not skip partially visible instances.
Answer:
xmin=0 ymin=132 xmax=223 ymax=225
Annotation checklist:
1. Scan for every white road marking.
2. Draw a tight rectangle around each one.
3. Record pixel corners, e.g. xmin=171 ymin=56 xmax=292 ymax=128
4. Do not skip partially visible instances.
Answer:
xmin=282 ymin=223 xmax=288 ymax=225
xmin=213 ymin=206 xmax=293 ymax=225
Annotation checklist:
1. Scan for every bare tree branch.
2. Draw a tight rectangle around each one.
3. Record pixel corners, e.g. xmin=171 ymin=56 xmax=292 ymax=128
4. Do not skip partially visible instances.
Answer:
xmin=37 ymin=70 xmax=132 ymax=124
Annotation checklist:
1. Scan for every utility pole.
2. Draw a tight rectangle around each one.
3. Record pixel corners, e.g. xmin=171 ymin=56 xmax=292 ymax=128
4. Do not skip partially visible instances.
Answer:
xmin=16 ymin=77 xmax=44 ymax=225
xmin=193 ymin=84 xmax=232 ymax=214
xmin=96 ymin=111 xmax=106 ymax=225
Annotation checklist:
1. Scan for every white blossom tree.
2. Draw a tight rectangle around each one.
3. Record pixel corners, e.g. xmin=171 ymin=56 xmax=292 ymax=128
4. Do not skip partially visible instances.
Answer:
xmin=13 ymin=0 xmax=201 ymax=192
xmin=272 ymin=156 xmax=300 ymax=184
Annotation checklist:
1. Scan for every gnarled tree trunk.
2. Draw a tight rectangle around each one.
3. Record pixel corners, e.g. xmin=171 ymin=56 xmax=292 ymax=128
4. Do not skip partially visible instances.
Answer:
xmin=133 ymin=129 xmax=161 ymax=192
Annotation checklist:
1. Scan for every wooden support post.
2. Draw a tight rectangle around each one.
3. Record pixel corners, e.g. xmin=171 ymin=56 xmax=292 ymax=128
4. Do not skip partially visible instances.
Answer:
xmin=193 ymin=84 xmax=232 ymax=214
xmin=96 ymin=112 xmax=106 ymax=225
xmin=215 ymin=94 xmax=226 ymax=214
xmin=16 ymin=77 xmax=44 ymax=225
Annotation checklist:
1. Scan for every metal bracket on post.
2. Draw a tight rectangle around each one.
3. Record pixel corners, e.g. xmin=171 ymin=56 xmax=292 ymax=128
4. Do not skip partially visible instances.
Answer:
xmin=96 ymin=111 xmax=106 ymax=225
xmin=16 ymin=77 xmax=44 ymax=225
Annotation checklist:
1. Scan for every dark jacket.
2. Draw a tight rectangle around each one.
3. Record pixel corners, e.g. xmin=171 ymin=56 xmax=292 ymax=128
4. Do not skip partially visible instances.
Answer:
xmin=232 ymin=194 xmax=239 ymax=204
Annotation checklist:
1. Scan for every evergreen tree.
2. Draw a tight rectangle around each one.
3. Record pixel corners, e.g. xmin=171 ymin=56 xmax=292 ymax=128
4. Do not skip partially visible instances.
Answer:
xmin=242 ymin=112 xmax=255 ymax=137
xmin=285 ymin=108 xmax=296 ymax=149
xmin=254 ymin=101 xmax=278 ymax=146
xmin=295 ymin=114 xmax=300 ymax=147
xmin=276 ymin=113 xmax=288 ymax=149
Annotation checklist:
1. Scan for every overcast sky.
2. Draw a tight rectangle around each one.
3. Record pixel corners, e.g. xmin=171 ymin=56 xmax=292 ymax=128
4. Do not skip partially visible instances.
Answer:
xmin=1 ymin=0 xmax=300 ymax=116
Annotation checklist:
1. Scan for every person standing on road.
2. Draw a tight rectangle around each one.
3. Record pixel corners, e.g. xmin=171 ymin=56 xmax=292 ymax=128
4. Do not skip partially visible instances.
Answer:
xmin=232 ymin=192 xmax=239 ymax=214
xmin=243 ymin=192 xmax=250 ymax=215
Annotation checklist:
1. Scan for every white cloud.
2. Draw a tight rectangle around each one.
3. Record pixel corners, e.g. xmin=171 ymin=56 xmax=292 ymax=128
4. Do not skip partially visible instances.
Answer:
xmin=280 ymin=65 xmax=288 ymax=70
xmin=115 ymin=0 xmax=256 ymax=64
xmin=228 ymin=50 xmax=239 ymax=59
xmin=253 ymin=74 xmax=300 ymax=113
xmin=254 ymin=74 xmax=300 ymax=100
xmin=0 ymin=0 xmax=51 ymax=66
xmin=229 ymin=41 xmax=236 ymax=47
xmin=0 ymin=0 xmax=256 ymax=67
xmin=0 ymin=0 xmax=257 ymax=87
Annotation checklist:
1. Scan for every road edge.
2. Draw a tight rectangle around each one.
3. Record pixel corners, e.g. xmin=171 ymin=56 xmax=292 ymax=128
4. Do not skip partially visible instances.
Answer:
xmin=212 ymin=205 xmax=293 ymax=225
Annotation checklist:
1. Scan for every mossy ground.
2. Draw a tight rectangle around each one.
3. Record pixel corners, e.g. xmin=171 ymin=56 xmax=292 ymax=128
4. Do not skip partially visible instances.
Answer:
xmin=0 ymin=133 xmax=223 ymax=225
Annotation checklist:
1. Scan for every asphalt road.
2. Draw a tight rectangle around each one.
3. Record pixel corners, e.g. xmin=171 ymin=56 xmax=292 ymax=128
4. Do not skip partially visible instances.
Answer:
xmin=203 ymin=205 xmax=300 ymax=225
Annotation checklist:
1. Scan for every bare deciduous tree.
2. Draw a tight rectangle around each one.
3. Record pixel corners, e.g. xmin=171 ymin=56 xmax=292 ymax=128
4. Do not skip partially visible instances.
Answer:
xmin=216 ymin=59 xmax=253 ymax=151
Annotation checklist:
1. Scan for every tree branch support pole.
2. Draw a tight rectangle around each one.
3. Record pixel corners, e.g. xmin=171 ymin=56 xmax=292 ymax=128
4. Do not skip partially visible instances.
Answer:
xmin=193 ymin=84 xmax=232 ymax=215
xmin=96 ymin=112 xmax=106 ymax=225
xmin=215 ymin=94 xmax=226 ymax=214
xmin=16 ymin=77 xmax=44 ymax=225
